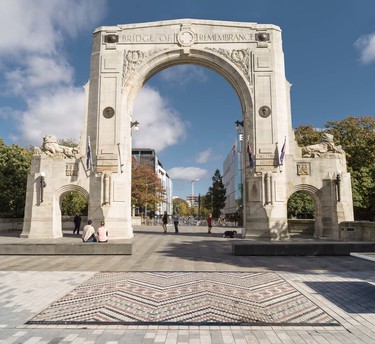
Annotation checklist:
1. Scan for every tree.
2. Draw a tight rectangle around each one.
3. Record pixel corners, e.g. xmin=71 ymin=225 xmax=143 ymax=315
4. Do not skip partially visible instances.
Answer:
xmin=287 ymin=191 xmax=315 ymax=218
xmin=0 ymin=139 xmax=33 ymax=218
xmin=205 ymin=169 xmax=226 ymax=219
xmin=61 ymin=191 xmax=88 ymax=216
xmin=132 ymin=158 xmax=166 ymax=214
xmin=294 ymin=125 xmax=321 ymax=147
xmin=197 ymin=194 xmax=209 ymax=218
xmin=172 ymin=198 xmax=190 ymax=216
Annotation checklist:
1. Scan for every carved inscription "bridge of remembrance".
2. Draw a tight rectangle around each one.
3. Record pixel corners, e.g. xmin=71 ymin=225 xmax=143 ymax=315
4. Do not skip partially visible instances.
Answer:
xmin=121 ymin=32 xmax=258 ymax=44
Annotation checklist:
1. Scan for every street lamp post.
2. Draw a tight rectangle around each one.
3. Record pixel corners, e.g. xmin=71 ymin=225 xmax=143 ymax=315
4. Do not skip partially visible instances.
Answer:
xmin=191 ymin=178 xmax=199 ymax=209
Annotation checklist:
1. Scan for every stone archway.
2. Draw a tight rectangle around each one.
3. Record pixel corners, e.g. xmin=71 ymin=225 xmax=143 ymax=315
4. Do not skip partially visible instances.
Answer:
xmin=23 ymin=19 xmax=354 ymax=240
xmin=85 ymin=19 xmax=293 ymax=240
xmin=55 ymin=185 xmax=90 ymax=236
xmin=287 ymin=185 xmax=322 ymax=238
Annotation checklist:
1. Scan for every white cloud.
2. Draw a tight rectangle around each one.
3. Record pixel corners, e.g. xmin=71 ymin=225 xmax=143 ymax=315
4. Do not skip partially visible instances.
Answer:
xmin=196 ymin=148 xmax=212 ymax=164
xmin=355 ymin=32 xmax=375 ymax=64
xmin=132 ymin=86 xmax=189 ymax=151
xmin=159 ymin=65 xmax=208 ymax=86
xmin=4 ymin=56 xmax=74 ymax=95
xmin=168 ymin=167 xmax=209 ymax=181
xmin=0 ymin=0 xmax=106 ymax=57
xmin=16 ymin=87 xmax=84 ymax=146
xmin=0 ymin=0 xmax=106 ymax=146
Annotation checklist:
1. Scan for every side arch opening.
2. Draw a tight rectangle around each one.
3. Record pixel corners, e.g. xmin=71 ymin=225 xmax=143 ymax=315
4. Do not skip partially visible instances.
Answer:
xmin=55 ymin=185 xmax=90 ymax=237
xmin=287 ymin=185 xmax=322 ymax=239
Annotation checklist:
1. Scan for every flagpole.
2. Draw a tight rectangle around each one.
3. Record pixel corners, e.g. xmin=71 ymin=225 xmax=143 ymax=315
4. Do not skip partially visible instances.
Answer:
xmin=86 ymin=136 xmax=91 ymax=170
xmin=279 ymin=136 xmax=286 ymax=172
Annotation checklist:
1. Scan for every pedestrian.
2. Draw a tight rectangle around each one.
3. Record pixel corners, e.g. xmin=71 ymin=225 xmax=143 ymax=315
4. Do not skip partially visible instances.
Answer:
xmin=97 ymin=221 xmax=108 ymax=243
xmin=162 ymin=211 xmax=168 ymax=233
xmin=207 ymin=213 xmax=213 ymax=233
xmin=82 ymin=220 xmax=97 ymax=242
xmin=172 ymin=213 xmax=179 ymax=233
xmin=73 ymin=213 xmax=81 ymax=235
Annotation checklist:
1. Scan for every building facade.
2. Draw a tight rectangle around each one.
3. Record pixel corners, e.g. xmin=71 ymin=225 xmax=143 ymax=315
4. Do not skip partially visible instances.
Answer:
xmin=223 ymin=133 xmax=243 ymax=224
xmin=132 ymin=148 xmax=173 ymax=216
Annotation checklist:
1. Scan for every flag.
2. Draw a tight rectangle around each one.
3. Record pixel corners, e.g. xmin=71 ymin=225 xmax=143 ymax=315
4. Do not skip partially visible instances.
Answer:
xmin=280 ymin=137 xmax=286 ymax=165
xmin=247 ymin=143 xmax=254 ymax=169
xmin=86 ymin=136 xmax=91 ymax=170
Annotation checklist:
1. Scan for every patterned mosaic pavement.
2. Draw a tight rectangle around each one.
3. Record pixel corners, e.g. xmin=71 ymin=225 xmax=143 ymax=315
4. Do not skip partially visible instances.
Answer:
xmin=28 ymin=272 xmax=338 ymax=326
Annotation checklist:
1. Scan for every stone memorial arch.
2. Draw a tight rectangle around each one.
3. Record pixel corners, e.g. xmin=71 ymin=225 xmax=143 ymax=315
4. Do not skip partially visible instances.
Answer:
xmin=21 ymin=19 xmax=353 ymax=240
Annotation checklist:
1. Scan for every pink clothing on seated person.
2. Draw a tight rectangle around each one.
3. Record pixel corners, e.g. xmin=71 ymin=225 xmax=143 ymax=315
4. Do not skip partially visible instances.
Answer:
xmin=97 ymin=225 xmax=108 ymax=242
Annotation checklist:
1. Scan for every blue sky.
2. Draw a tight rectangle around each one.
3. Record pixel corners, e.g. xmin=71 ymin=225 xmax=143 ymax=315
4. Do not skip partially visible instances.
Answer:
xmin=0 ymin=0 xmax=374 ymax=199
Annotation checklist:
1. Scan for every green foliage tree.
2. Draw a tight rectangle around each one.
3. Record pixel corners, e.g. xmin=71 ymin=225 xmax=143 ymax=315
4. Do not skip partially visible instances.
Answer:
xmin=205 ymin=169 xmax=226 ymax=219
xmin=0 ymin=139 xmax=33 ymax=218
xmin=287 ymin=191 xmax=315 ymax=218
xmin=198 ymin=194 xmax=209 ymax=218
xmin=294 ymin=125 xmax=321 ymax=147
xmin=61 ymin=191 xmax=88 ymax=216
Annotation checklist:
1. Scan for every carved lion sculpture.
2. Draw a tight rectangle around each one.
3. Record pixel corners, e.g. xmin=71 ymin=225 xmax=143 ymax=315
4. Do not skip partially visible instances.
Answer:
xmin=41 ymin=134 xmax=79 ymax=158
xmin=302 ymin=133 xmax=344 ymax=158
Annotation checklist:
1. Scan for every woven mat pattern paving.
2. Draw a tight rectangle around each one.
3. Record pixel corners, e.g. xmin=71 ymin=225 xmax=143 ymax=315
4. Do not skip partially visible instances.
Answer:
xmin=28 ymin=272 xmax=338 ymax=326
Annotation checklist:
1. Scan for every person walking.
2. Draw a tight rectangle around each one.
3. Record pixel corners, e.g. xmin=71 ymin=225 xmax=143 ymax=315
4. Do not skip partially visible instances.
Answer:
xmin=207 ymin=213 xmax=213 ymax=234
xmin=162 ymin=211 xmax=168 ymax=233
xmin=172 ymin=213 xmax=179 ymax=233
xmin=82 ymin=220 xmax=96 ymax=242
xmin=73 ymin=213 xmax=81 ymax=235
xmin=97 ymin=221 xmax=108 ymax=243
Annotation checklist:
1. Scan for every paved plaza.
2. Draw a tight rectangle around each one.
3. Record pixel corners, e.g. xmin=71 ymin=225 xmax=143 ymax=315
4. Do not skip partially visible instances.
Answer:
xmin=0 ymin=225 xmax=374 ymax=343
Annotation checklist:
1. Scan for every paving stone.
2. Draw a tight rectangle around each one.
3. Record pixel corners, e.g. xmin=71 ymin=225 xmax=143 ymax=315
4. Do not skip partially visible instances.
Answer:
xmin=0 ymin=226 xmax=374 ymax=343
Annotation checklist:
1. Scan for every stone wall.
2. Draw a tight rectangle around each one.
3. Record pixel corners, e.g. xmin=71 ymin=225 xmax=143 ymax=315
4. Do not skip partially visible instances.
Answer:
xmin=287 ymin=219 xmax=315 ymax=235
xmin=339 ymin=221 xmax=375 ymax=241
xmin=1 ymin=217 xmax=141 ymax=232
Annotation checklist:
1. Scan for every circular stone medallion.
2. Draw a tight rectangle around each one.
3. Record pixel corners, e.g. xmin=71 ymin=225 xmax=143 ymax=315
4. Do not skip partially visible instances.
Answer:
xmin=177 ymin=30 xmax=195 ymax=47
xmin=259 ymin=106 xmax=271 ymax=118
xmin=103 ymin=107 xmax=115 ymax=119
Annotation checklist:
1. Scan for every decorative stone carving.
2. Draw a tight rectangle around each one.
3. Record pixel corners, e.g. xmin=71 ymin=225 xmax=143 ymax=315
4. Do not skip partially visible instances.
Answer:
xmin=39 ymin=134 xmax=79 ymax=158
xmin=122 ymin=48 xmax=167 ymax=84
xmin=177 ymin=30 xmax=195 ymax=46
xmin=302 ymin=133 xmax=344 ymax=158
xmin=66 ymin=163 xmax=78 ymax=176
xmin=297 ymin=163 xmax=310 ymax=175
xmin=205 ymin=47 xmax=252 ymax=83
xmin=259 ymin=106 xmax=271 ymax=118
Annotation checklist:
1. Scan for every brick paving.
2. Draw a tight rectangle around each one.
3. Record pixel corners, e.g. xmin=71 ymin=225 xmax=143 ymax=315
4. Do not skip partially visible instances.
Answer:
xmin=0 ymin=224 xmax=374 ymax=343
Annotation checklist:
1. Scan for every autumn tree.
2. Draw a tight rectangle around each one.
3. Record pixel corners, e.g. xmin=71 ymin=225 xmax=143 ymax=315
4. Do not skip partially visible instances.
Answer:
xmin=132 ymin=158 xmax=166 ymax=214
xmin=205 ymin=169 xmax=226 ymax=219
xmin=0 ymin=139 xmax=33 ymax=218
xmin=172 ymin=198 xmax=190 ymax=216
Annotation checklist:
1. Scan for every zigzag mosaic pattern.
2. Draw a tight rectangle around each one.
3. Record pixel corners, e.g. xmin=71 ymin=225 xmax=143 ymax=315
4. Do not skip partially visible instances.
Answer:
xmin=28 ymin=272 xmax=338 ymax=325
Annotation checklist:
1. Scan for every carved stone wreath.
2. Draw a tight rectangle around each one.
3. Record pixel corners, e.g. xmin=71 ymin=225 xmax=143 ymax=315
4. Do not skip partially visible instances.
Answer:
xmin=205 ymin=47 xmax=252 ymax=84
xmin=122 ymin=48 xmax=167 ymax=85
